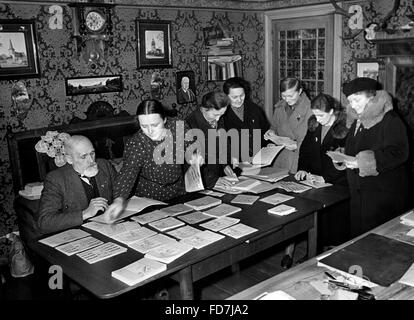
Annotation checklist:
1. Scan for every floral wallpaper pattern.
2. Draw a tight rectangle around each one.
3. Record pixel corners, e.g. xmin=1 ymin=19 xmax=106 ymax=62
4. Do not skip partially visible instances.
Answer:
xmin=0 ymin=3 xmax=265 ymax=255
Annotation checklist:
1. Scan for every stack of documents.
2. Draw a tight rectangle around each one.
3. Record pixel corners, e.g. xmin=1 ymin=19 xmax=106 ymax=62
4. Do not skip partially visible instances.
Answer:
xmin=184 ymin=196 xmax=222 ymax=210
xmin=145 ymin=242 xmax=193 ymax=264
xmin=202 ymin=203 xmax=241 ymax=218
xmin=267 ymin=204 xmax=296 ymax=216
xmin=111 ymin=258 xmax=167 ymax=286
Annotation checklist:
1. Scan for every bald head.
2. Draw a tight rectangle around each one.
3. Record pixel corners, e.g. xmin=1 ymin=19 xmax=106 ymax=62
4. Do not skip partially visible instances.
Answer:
xmin=64 ymin=135 xmax=97 ymax=175
xmin=181 ymin=77 xmax=190 ymax=90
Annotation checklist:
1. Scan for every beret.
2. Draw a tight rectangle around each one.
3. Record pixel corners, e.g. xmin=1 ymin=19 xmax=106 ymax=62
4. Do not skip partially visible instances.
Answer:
xmin=342 ymin=77 xmax=379 ymax=97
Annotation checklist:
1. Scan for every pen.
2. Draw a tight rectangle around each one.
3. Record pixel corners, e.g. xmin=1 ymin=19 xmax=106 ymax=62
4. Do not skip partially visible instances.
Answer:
xmin=324 ymin=271 xmax=336 ymax=280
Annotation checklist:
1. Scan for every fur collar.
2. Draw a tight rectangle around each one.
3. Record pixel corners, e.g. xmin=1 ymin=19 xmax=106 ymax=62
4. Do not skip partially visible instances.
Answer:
xmin=346 ymin=90 xmax=393 ymax=129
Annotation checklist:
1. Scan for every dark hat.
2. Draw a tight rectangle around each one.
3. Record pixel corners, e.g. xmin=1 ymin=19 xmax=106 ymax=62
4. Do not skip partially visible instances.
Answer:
xmin=342 ymin=77 xmax=379 ymax=97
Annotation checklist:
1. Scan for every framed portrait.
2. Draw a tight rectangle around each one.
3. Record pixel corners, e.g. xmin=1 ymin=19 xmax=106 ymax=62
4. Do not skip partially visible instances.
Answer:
xmin=0 ymin=19 xmax=41 ymax=80
xmin=136 ymin=20 xmax=172 ymax=69
xmin=65 ymin=75 xmax=123 ymax=96
xmin=356 ymin=60 xmax=380 ymax=80
xmin=176 ymin=70 xmax=196 ymax=104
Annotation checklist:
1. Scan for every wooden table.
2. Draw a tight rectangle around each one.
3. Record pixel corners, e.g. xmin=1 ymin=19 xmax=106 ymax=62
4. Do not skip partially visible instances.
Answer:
xmin=27 ymin=190 xmax=322 ymax=300
xmin=227 ymin=212 xmax=414 ymax=300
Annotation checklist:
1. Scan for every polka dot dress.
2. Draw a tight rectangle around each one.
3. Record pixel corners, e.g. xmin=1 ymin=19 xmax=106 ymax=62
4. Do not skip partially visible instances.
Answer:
xmin=114 ymin=118 xmax=191 ymax=202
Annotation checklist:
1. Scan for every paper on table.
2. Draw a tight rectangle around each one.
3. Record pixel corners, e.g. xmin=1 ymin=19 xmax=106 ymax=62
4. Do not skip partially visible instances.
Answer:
xmin=299 ymin=180 xmax=333 ymax=189
xmin=254 ymin=290 xmax=296 ymax=300
xmin=91 ymin=197 xmax=167 ymax=224
xmin=185 ymin=164 xmax=204 ymax=193
xmin=398 ymin=262 xmax=414 ymax=287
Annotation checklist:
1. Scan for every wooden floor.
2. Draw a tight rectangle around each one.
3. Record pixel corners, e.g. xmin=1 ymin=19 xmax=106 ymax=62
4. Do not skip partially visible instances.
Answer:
xmin=0 ymin=236 xmax=308 ymax=300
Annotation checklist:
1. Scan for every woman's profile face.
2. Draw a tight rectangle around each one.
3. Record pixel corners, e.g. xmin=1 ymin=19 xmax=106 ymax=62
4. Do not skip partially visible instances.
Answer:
xmin=347 ymin=92 xmax=371 ymax=115
xmin=228 ymin=87 xmax=245 ymax=108
xmin=138 ymin=113 xmax=166 ymax=141
xmin=312 ymin=109 xmax=334 ymax=126
xmin=281 ymin=86 xmax=302 ymax=106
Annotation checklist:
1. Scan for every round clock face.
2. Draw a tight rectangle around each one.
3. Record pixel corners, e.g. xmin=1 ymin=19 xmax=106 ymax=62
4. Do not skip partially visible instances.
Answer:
xmin=85 ymin=11 xmax=106 ymax=32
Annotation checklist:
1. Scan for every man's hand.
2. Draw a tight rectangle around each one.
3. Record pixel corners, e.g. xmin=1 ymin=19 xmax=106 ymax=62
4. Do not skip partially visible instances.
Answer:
xmin=82 ymin=197 xmax=108 ymax=220
xmin=294 ymin=170 xmax=308 ymax=181
xmin=103 ymin=197 xmax=125 ymax=224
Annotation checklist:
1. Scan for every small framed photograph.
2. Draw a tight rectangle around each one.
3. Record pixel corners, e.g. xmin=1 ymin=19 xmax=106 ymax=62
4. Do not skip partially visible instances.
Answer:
xmin=136 ymin=20 xmax=172 ymax=69
xmin=176 ymin=70 xmax=196 ymax=104
xmin=356 ymin=60 xmax=379 ymax=80
xmin=65 ymin=75 xmax=123 ymax=96
xmin=0 ymin=19 xmax=41 ymax=80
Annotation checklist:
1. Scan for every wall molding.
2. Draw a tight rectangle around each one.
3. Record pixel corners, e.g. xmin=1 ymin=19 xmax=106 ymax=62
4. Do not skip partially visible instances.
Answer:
xmin=264 ymin=3 xmax=343 ymax=118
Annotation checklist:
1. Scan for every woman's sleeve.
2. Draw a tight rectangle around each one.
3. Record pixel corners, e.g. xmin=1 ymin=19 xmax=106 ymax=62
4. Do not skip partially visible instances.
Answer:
xmin=113 ymin=136 xmax=143 ymax=199
xmin=373 ymin=115 xmax=409 ymax=172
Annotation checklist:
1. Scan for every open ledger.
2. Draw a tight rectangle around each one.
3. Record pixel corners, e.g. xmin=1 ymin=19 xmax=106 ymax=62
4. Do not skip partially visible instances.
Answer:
xmin=112 ymin=258 xmax=167 ymax=286
xmin=238 ymin=145 xmax=284 ymax=175
xmin=90 ymin=196 xmax=166 ymax=224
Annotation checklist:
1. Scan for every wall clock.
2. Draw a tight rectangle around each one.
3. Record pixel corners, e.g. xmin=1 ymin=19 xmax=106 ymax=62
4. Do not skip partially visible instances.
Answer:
xmin=85 ymin=10 xmax=107 ymax=33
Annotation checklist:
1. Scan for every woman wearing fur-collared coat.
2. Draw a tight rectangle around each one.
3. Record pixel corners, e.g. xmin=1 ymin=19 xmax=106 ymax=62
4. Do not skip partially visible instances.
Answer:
xmin=340 ymin=78 xmax=411 ymax=237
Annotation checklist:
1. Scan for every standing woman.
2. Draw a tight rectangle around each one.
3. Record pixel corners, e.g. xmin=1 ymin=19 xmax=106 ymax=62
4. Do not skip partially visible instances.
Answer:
xmin=186 ymin=91 xmax=233 ymax=188
xmin=295 ymin=93 xmax=348 ymax=185
xmin=222 ymin=77 xmax=270 ymax=165
xmin=106 ymin=99 xmax=201 ymax=218
xmin=338 ymin=77 xmax=410 ymax=237
xmin=265 ymin=77 xmax=313 ymax=174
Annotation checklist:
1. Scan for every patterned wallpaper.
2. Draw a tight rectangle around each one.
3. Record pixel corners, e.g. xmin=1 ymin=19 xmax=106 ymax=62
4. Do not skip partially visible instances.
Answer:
xmin=0 ymin=3 xmax=265 ymax=254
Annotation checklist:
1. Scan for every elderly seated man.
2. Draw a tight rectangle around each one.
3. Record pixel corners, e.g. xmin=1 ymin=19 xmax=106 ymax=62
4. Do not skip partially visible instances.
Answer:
xmin=37 ymin=135 xmax=117 ymax=234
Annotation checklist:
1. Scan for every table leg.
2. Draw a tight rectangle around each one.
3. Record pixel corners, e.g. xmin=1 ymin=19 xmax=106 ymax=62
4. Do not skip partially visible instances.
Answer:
xmin=307 ymin=211 xmax=318 ymax=258
xmin=178 ymin=267 xmax=194 ymax=300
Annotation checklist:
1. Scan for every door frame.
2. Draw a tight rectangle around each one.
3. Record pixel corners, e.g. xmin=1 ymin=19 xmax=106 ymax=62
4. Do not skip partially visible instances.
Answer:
xmin=264 ymin=3 xmax=342 ymax=118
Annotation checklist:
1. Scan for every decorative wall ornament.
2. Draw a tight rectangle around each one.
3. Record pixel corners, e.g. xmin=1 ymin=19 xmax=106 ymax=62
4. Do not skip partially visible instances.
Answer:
xmin=347 ymin=5 xmax=363 ymax=30
xmin=48 ymin=5 xmax=63 ymax=30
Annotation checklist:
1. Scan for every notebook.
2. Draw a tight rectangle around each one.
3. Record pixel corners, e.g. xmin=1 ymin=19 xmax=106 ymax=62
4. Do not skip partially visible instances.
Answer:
xmin=267 ymin=204 xmax=296 ymax=216
xmin=167 ymin=225 xmax=203 ymax=240
xmin=111 ymin=227 xmax=157 ymax=245
xmin=128 ymin=234 xmax=176 ymax=254
xmin=200 ymin=216 xmax=240 ymax=232
xmin=202 ymin=203 xmax=242 ymax=218
xmin=160 ymin=204 xmax=193 ymax=216
xmin=220 ymin=223 xmax=258 ymax=239
xmin=77 ymin=242 xmax=127 ymax=264
xmin=180 ymin=230 xmax=225 ymax=249
xmin=177 ymin=211 xmax=213 ymax=225
xmin=260 ymin=193 xmax=294 ymax=205
xmin=130 ymin=210 xmax=170 ymax=225
xmin=319 ymin=233 xmax=414 ymax=287
xmin=111 ymin=258 xmax=167 ymax=286
xmin=145 ymin=241 xmax=193 ymax=264
xmin=230 ymin=195 xmax=260 ymax=205
xmin=55 ymin=236 xmax=103 ymax=256
xmin=148 ymin=217 xmax=185 ymax=232
xmin=184 ymin=196 xmax=222 ymax=211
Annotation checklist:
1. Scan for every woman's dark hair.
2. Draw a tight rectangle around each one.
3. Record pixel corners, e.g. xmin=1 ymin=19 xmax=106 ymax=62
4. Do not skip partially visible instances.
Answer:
xmin=308 ymin=93 xmax=348 ymax=139
xmin=223 ymin=77 xmax=250 ymax=96
xmin=280 ymin=77 xmax=301 ymax=93
xmin=201 ymin=91 xmax=230 ymax=110
xmin=136 ymin=99 xmax=166 ymax=119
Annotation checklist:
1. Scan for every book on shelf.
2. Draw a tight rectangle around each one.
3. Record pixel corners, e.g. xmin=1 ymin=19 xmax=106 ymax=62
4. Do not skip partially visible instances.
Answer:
xmin=76 ymin=242 xmax=127 ymax=264
xmin=130 ymin=210 xmax=170 ymax=225
xmin=220 ymin=223 xmax=258 ymax=239
xmin=260 ymin=193 xmax=294 ymax=206
xmin=167 ymin=225 xmax=203 ymax=240
xmin=230 ymin=195 xmax=260 ymax=205
xmin=129 ymin=234 xmax=176 ymax=254
xmin=267 ymin=204 xmax=296 ymax=216
xmin=180 ymin=230 xmax=225 ymax=249
xmin=202 ymin=203 xmax=242 ymax=218
xmin=144 ymin=241 xmax=193 ymax=264
xmin=184 ymin=196 xmax=222 ymax=211
xmin=148 ymin=217 xmax=185 ymax=232
xmin=82 ymin=221 xmax=141 ymax=237
xmin=111 ymin=258 xmax=167 ymax=286
xmin=55 ymin=236 xmax=103 ymax=256
xmin=39 ymin=229 xmax=90 ymax=248
xmin=160 ymin=204 xmax=193 ymax=216
xmin=200 ymin=216 xmax=240 ymax=232
xmin=177 ymin=211 xmax=213 ymax=225
xmin=111 ymin=227 xmax=157 ymax=245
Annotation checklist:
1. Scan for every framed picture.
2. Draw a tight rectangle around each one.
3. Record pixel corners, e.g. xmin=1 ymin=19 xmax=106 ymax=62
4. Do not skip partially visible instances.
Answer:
xmin=0 ymin=19 xmax=41 ymax=80
xmin=136 ymin=20 xmax=172 ymax=69
xmin=65 ymin=75 xmax=123 ymax=96
xmin=176 ymin=70 xmax=196 ymax=104
xmin=356 ymin=60 xmax=380 ymax=80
